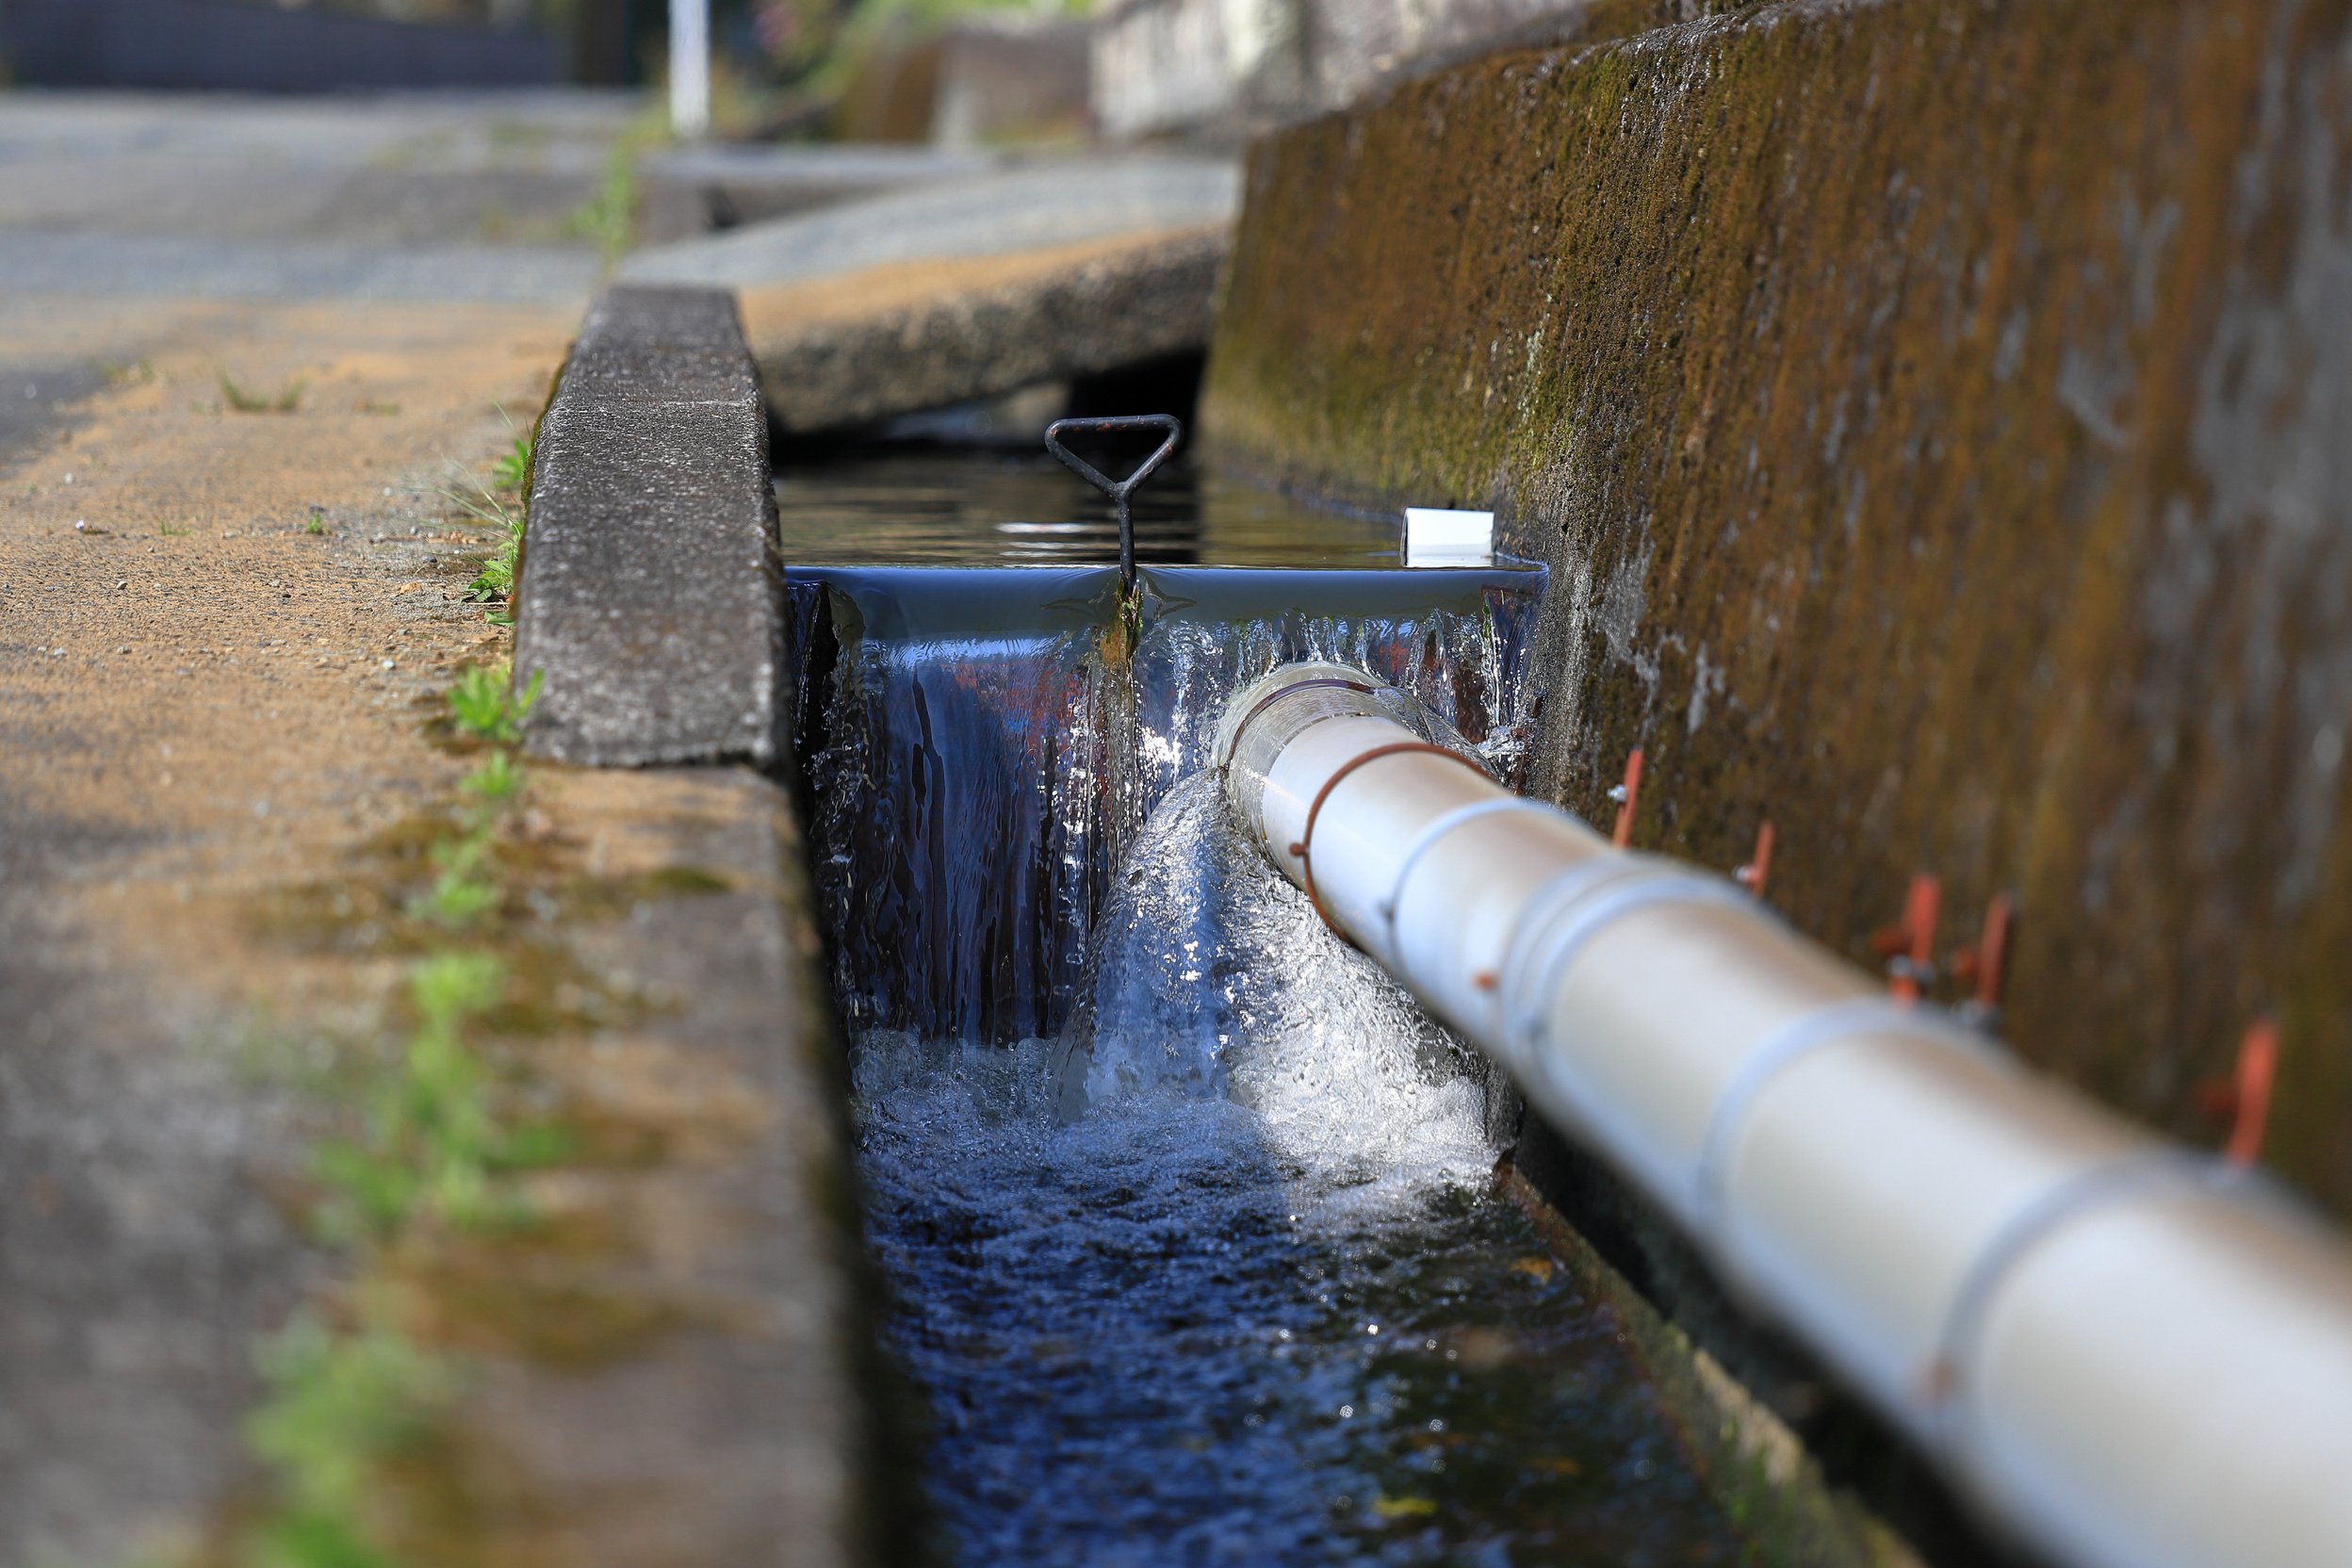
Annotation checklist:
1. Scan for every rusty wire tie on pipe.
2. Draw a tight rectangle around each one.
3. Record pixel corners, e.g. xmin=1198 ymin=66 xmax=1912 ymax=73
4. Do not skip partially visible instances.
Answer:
xmin=1290 ymin=742 xmax=1494 ymax=939
xmin=1044 ymin=414 xmax=1182 ymax=595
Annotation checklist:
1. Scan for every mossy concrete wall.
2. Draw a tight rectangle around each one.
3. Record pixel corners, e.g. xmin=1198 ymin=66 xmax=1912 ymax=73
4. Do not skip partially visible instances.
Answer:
xmin=1204 ymin=0 xmax=2352 ymax=1212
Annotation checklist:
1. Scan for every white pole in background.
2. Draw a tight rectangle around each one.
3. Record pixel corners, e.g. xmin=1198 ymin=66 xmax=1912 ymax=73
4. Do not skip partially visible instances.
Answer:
xmin=669 ymin=0 xmax=710 ymax=140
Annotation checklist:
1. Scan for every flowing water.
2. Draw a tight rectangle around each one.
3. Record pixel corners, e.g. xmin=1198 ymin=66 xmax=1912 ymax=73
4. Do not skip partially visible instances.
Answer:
xmin=776 ymin=444 xmax=1402 ymax=567
xmin=784 ymin=449 xmax=1742 ymax=1564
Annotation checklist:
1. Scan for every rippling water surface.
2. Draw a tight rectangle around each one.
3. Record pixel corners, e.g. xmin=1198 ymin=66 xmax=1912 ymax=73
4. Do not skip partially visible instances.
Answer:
xmin=776 ymin=446 xmax=1401 ymax=566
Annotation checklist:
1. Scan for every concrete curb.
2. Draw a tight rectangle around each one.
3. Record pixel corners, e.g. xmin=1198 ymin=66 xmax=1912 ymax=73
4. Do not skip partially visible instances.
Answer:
xmin=508 ymin=291 xmax=899 ymax=1566
xmin=515 ymin=284 xmax=785 ymax=769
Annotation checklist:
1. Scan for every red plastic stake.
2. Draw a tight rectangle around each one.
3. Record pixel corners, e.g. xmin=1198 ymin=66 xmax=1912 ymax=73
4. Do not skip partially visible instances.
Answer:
xmin=1735 ymin=819 xmax=1775 ymax=897
xmin=1609 ymin=747 xmax=1644 ymax=849
xmin=2224 ymin=1019 xmax=2279 ymax=1168
xmin=1889 ymin=874 xmax=1941 ymax=1004
xmin=1973 ymin=893 xmax=2012 ymax=1014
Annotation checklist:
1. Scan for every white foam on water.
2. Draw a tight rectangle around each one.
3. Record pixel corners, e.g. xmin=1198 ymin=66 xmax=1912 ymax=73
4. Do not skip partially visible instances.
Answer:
xmin=1071 ymin=772 xmax=1494 ymax=1225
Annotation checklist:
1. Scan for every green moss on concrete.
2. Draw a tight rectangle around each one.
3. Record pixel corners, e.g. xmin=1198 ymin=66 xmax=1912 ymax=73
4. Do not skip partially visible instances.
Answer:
xmin=1206 ymin=0 xmax=2352 ymax=1213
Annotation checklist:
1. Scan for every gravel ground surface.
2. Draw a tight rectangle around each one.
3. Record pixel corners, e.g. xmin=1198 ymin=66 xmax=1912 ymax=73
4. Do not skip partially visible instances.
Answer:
xmin=0 ymin=91 xmax=599 ymax=1562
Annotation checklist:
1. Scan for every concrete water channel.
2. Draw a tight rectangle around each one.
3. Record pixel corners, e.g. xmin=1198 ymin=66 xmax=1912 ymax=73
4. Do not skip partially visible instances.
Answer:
xmin=774 ymin=430 xmax=1767 ymax=1561
xmin=517 ymin=286 xmax=1809 ymax=1564
xmin=508 ymin=291 xmax=1937 ymax=1568
xmin=514 ymin=276 xmax=2352 ymax=1568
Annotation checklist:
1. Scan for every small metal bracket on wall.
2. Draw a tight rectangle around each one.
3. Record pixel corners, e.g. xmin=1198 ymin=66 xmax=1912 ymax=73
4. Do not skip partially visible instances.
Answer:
xmin=1045 ymin=414 xmax=1182 ymax=595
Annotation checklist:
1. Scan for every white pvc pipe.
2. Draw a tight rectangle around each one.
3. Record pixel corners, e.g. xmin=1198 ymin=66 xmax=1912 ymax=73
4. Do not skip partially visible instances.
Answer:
xmin=1216 ymin=662 xmax=2352 ymax=1568
xmin=669 ymin=0 xmax=711 ymax=141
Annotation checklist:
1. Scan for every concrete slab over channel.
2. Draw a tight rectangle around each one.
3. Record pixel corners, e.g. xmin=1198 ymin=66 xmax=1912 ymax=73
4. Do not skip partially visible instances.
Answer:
xmin=515 ymin=284 xmax=785 ymax=768
xmin=621 ymin=155 xmax=1238 ymax=431
xmin=637 ymin=142 xmax=1008 ymax=245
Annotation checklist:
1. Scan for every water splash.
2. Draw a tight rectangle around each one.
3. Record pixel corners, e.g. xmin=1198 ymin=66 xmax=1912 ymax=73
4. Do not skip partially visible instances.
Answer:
xmin=852 ymin=773 xmax=1739 ymax=1565
xmin=792 ymin=564 xmax=1543 ymax=1045
xmin=1066 ymin=773 xmax=1487 ymax=1200
xmin=796 ymin=544 xmax=1735 ymax=1560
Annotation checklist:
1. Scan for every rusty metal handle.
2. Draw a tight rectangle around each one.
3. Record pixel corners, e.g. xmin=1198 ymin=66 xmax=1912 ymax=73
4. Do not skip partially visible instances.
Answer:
xmin=1044 ymin=413 xmax=1183 ymax=593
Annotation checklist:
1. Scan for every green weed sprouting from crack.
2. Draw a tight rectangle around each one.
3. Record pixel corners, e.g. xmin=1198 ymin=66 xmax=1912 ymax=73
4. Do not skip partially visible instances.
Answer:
xmin=407 ymin=830 xmax=503 ymax=930
xmin=458 ymin=750 xmax=527 ymax=805
xmin=207 ymin=642 xmax=559 ymax=1568
xmin=490 ymin=419 xmax=533 ymax=497
xmin=564 ymin=132 xmax=653 ymax=268
xmin=447 ymin=663 xmax=542 ymax=745
xmin=220 ymin=370 xmax=306 ymax=415
xmin=427 ymin=440 xmax=529 ymax=622
xmin=308 ymin=952 xmax=564 ymax=1243
xmin=244 ymin=1308 xmax=457 ymax=1568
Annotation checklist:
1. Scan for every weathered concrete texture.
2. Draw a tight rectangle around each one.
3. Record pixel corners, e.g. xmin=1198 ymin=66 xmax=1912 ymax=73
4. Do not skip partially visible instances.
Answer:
xmin=0 ymin=844 xmax=318 ymax=1565
xmin=515 ymin=285 xmax=786 ymax=768
xmin=1204 ymin=0 xmax=2352 ymax=1212
xmin=743 ymin=224 xmax=1228 ymax=432
xmin=424 ymin=764 xmax=891 ymax=1568
xmin=621 ymin=155 xmax=1237 ymax=431
xmin=1091 ymin=0 xmax=1754 ymax=139
xmin=0 ymin=275 xmax=578 ymax=1561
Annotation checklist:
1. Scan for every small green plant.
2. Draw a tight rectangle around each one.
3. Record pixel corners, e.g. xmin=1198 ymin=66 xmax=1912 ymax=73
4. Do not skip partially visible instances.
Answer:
xmin=220 ymin=370 xmax=306 ymax=415
xmin=459 ymin=750 xmax=527 ymax=805
xmin=408 ymin=831 xmax=503 ymax=929
xmin=303 ymin=506 xmax=329 ymax=537
xmin=313 ymin=954 xmax=507 ymax=1238
xmin=243 ymin=1305 xmax=455 ymax=1568
xmin=564 ymin=137 xmax=645 ymax=266
xmin=358 ymin=400 xmax=401 ymax=417
xmin=100 ymin=357 xmax=156 ymax=386
xmin=432 ymin=461 xmax=526 ymax=616
xmin=446 ymin=664 xmax=542 ymax=744
xmin=490 ymin=427 xmax=532 ymax=496
xmin=158 ymin=522 xmax=191 ymax=538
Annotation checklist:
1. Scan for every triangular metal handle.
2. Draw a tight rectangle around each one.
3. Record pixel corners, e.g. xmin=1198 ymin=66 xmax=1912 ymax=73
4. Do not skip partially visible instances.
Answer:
xmin=1044 ymin=414 xmax=1183 ymax=500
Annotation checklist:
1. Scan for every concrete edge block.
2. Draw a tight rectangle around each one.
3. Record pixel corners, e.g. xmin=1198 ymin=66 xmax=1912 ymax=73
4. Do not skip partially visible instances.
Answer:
xmin=515 ymin=283 xmax=786 ymax=770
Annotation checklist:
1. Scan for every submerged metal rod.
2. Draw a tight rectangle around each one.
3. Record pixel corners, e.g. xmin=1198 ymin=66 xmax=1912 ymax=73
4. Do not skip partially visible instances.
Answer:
xmin=1216 ymin=661 xmax=2352 ymax=1568
xmin=1043 ymin=414 xmax=1182 ymax=594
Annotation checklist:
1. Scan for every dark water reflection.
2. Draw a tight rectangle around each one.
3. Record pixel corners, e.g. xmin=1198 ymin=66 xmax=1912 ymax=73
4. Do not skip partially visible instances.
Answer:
xmin=776 ymin=446 xmax=1401 ymax=566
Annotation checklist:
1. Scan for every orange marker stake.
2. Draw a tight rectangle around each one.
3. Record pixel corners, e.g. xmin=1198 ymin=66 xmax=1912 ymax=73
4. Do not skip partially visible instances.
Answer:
xmin=1889 ymin=874 xmax=1940 ymax=1004
xmin=2225 ymin=1019 xmax=2279 ymax=1168
xmin=1735 ymin=819 xmax=1775 ymax=897
xmin=1609 ymin=747 xmax=1644 ymax=849
xmin=1973 ymin=893 xmax=2012 ymax=1014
